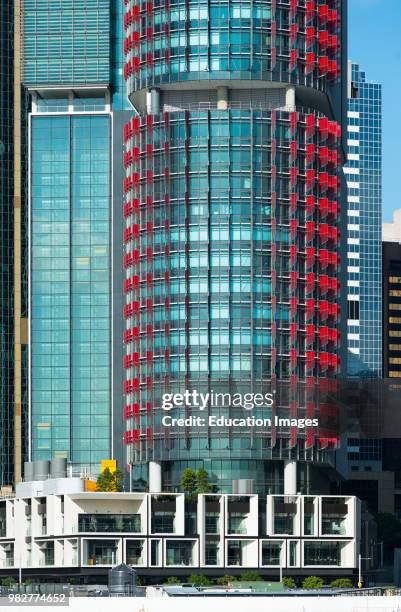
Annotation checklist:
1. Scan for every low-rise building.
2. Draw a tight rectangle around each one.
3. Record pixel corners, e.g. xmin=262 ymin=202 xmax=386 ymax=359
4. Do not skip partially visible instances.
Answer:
xmin=0 ymin=483 xmax=360 ymax=581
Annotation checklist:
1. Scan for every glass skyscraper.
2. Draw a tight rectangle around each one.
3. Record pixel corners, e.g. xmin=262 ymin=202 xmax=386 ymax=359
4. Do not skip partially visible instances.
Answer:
xmin=345 ymin=62 xmax=382 ymax=377
xmin=0 ymin=0 xmax=16 ymax=485
xmin=0 ymin=0 xmax=28 ymax=486
xmin=24 ymin=0 xmax=131 ymax=473
xmin=122 ymin=0 xmax=348 ymax=494
xmin=30 ymin=113 xmax=111 ymax=466
xmin=332 ymin=64 xmax=382 ymax=505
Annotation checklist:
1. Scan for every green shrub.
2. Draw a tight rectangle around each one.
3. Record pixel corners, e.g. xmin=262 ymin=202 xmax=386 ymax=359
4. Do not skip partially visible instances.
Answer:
xmin=181 ymin=469 xmax=197 ymax=498
xmin=216 ymin=574 xmax=236 ymax=586
xmin=164 ymin=576 xmax=180 ymax=585
xmin=181 ymin=468 xmax=212 ymax=499
xmin=240 ymin=571 xmax=263 ymax=582
xmin=282 ymin=576 xmax=296 ymax=589
xmin=1 ymin=577 xmax=16 ymax=587
xmin=330 ymin=578 xmax=353 ymax=589
xmin=302 ymin=576 xmax=324 ymax=590
xmin=188 ymin=574 xmax=213 ymax=587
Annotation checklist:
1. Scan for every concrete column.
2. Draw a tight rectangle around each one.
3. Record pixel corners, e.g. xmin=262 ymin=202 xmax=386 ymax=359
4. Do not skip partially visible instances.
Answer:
xmin=146 ymin=88 xmax=160 ymax=115
xmin=217 ymin=86 xmax=228 ymax=110
xmin=284 ymin=460 xmax=297 ymax=495
xmin=149 ymin=461 xmax=162 ymax=493
xmin=285 ymin=86 xmax=296 ymax=111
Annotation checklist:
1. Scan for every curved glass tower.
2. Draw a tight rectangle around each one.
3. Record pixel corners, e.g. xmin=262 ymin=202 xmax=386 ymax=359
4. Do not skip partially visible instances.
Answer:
xmin=123 ymin=0 xmax=347 ymax=494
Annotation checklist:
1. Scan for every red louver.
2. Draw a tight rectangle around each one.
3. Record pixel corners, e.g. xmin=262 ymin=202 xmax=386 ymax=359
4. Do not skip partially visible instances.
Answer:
xmin=319 ymin=197 xmax=329 ymax=217
xmin=319 ymin=223 xmax=329 ymax=243
xmin=319 ymin=30 xmax=329 ymax=50
xmin=319 ymin=172 xmax=329 ymax=192
xmin=318 ymin=4 xmax=329 ymax=24
xmin=319 ymin=327 xmax=329 ymax=345
xmin=319 ymin=300 xmax=329 ymax=321
xmin=319 ymin=249 xmax=329 ymax=268
xmin=306 ymin=324 xmax=315 ymax=344
xmin=306 ymin=220 xmax=315 ymax=242
xmin=306 ymin=351 xmax=315 ymax=371
xmin=319 ymin=275 xmax=329 ymax=294
xmin=306 ymin=299 xmax=315 ymax=320
xmin=318 ymin=117 xmax=329 ymax=140
xmin=306 ymin=169 xmax=315 ymax=191
xmin=306 ymin=195 xmax=315 ymax=216
xmin=319 ymin=352 xmax=329 ymax=371
xmin=306 ymin=247 xmax=315 ymax=267
xmin=318 ymin=56 xmax=329 ymax=76
xmin=306 ymin=27 xmax=315 ymax=45
xmin=306 ymin=143 xmax=315 ymax=164
xmin=306 ymin=272 xmax=315 ymax=294
xmin=306 ymin=114 xmax=315 ymax=138
xmin=306 ymin=1 xmax=315 ymax=22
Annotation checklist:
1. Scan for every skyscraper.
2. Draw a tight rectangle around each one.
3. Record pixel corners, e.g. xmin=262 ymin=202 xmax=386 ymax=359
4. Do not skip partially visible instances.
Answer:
xmin=123 ymin=0 xmax=348 ymax=494
xmin=0 ymin=0 xmax=16 ymax=485
xmin=0 ymin=0 xmax=28 ymax=486
xmin=336 ymin=63 xmax=384 ymax=513
xmin=345 ymin=62 xmax=382 ymax=377
xmin=24 ymin=0 xmax=131 ymax=473
xmin=382 ymin=236 xmax=401 ymax=379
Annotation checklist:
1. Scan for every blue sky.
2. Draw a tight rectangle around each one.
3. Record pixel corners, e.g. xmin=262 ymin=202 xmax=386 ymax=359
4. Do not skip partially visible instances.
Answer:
xmin=349 ymin=0 xmax=401 ymax=222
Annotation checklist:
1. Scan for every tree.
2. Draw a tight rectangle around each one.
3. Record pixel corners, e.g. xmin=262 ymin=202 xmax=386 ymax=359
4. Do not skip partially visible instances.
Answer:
xmin=181 ymin=468 xmax=198 ymax=499
xmin=376 ymin=512 xmax=401 ymax=563
xmin=216 ymin=574 xmax=236 ymax=586
xmin=282 ymin=576 xmax=296 ymax=589
xmin=181 ymin=468 xmax=212 ymax=499
xmin=302 ymin=576 xmax=324 ymax=590
xmin=330 ymin=578 xmax=353 ymax=589
xmin=113 ymin=468 xmax=124 ymax=492
xmin=196 ymin=468 xmax=211 ymax=493
xmin=96 ymin=467 xmax=113 ymax=491
xmin=96 ymin=467 xmax=124 ymax=492
xmin=1 ymin=577 xmax=16 ymax=588
xmin=164 ymin=576 xmax=180 ymax=585
xmin=188 ymin=574 xmax=212 ymax=587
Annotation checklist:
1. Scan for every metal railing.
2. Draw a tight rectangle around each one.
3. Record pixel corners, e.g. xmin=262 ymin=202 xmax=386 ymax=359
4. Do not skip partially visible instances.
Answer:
xmin=163 ymin=102 xmax=324 ymax=116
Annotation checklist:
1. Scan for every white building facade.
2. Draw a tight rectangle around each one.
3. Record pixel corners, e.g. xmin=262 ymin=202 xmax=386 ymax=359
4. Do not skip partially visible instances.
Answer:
xmin=0 ymin=486 xmax=360 ymax=579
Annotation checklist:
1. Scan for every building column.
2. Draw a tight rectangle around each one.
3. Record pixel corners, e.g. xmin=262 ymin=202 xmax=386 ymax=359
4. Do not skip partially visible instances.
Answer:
xmin=217 ymin=86 xmax=228 ymax=110
xmin=284 ymin=460 xmax=297 ymax=495
xmin=285 ymin=85 xmax=296 ymax=111
xmin=146 ymin=88 xmax=160 ymax=115
xmin=149 ymin=461 xmax=162 ymax=493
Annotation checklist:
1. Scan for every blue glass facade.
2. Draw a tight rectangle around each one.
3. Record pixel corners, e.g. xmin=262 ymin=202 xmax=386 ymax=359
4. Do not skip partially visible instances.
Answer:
xmin=31 ymin=115 xmax=111 ymax=465
xmin=24 ymin=0 xmax=131 ymax=472
xmin=345 ymin=63 xmax=382 ymax=377
xmin=23 ymin=0 xmax=111 ymax=86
